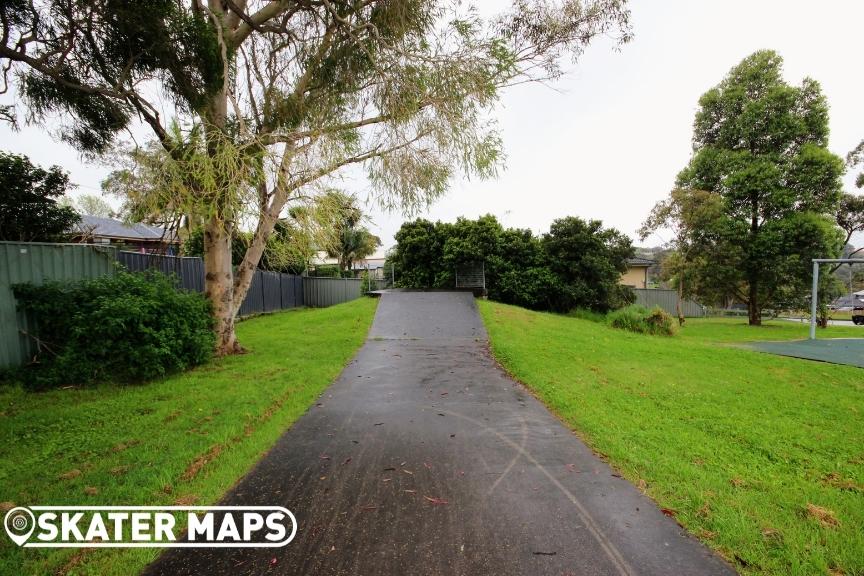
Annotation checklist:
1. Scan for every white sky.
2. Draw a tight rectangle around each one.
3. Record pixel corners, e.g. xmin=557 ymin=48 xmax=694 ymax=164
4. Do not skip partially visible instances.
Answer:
xmin=2 ymin=0 xmax=862 ymax=255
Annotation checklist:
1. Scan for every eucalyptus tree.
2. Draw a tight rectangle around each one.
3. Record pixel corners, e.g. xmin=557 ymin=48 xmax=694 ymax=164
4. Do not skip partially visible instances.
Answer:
xmin=640 ymin=188 xmax=730 ymax=324
xmin=848 ymin=139 xmax=864 ymax=190
xmin=0 ymin=0 xmax=632 ymax=353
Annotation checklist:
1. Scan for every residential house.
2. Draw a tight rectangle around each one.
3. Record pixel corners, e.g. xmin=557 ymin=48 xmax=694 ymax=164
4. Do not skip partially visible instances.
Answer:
xmin=620 ymin=256 xmax=655 ymax=289
xmin=71 ymin=215 xmax=179 ymax=254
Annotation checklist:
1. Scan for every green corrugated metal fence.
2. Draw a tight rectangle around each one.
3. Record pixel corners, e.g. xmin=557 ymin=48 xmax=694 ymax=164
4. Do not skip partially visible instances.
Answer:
xmin=1 ymin=243 xmax=365 ymax=368
xmin=303 ymin=276 xmax=362 ymax=308
xmin=0 ymin=242 xmax=117 ymax=368
xmin=632 ymin=288 xmax=705 ymax=317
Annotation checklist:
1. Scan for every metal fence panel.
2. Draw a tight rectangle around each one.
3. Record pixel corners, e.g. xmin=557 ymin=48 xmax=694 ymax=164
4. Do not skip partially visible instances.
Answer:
xmin=2 ymin=244 xmax=352 ymax=367
xmin=280 ymin=275 xmax=303 ymax=308
xmin=303 ymin=276 xmax=362 ymax=308
xmin=120 ymin=252 xmax=306 ymax=317
xmin=632 ymin=288 xmax=705 ymax=317
xmin=260 ymin=270 xmax=282 ymax=313
xmin=118 ymin=251 xmax=205 ymax=292
xmin=238 ymin=270 xmax=264 ymax=317
xmin=0 ymin=242 xmax=117 ymax=368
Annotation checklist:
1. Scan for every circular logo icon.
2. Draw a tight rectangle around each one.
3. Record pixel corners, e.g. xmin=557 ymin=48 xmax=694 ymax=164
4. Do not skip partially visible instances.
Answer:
xmin=4 ymin=507 xmax=35 ymax=546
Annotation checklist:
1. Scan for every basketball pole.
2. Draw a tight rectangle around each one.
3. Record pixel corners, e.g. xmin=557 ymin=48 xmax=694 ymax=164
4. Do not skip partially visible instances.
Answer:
xmin=809 ymin=258 xmax=864 ymax=340
xmin=810 ymin=261 xmax=819 ymax=340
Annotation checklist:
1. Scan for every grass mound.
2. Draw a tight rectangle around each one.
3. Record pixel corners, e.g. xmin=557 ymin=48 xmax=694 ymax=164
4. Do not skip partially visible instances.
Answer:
xmin=479 ymin=300 xmax=864 ymax=575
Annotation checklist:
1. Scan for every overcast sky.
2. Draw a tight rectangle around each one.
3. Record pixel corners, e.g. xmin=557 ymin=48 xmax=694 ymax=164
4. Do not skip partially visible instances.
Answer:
xmin=2 ymin=0 xmax=862 ymax=255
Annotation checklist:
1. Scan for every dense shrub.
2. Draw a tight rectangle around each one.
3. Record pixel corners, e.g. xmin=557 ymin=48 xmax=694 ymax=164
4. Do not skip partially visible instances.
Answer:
xmin=607 ymin=305 xmax=676 ymax=336
xmin=311 ymin=264 xmax=351 ymax=278
xmin=13 ymin=271 xmax=214 ymax=387
xmin=391 ymin=214 xmax=636 ymax=313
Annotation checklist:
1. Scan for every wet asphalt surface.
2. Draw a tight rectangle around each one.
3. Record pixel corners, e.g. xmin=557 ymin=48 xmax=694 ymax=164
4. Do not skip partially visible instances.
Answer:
xmin=143 ymin=292 xmax=734 ymax=576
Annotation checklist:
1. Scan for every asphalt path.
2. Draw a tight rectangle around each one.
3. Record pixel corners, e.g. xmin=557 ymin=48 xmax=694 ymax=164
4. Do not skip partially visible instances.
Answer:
xmin=143 ymin=292 xmax=734 ymax=576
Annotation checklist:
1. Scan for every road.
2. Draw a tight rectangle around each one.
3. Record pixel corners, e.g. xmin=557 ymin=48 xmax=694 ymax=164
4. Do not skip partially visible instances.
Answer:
xmin=144 ymin=291 xmax=733 ymax=576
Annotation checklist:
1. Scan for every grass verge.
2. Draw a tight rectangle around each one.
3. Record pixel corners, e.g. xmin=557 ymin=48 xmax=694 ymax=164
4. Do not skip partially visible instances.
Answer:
xmin=479 ymin=301 xmax=863 ymax=576
xmin=0 ymin=297 xmax=377 ymax=575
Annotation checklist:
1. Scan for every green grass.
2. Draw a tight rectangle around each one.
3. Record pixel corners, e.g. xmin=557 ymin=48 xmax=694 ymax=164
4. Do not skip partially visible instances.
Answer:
xmin=479 ymin=301 xmax=864 ymax=576
xmin=0 ymin=298 xmax=377 ymax=575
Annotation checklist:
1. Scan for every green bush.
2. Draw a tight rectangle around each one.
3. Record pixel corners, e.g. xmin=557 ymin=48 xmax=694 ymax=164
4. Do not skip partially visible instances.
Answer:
xmin=311 ymin=265 xmax=350 ymax=278
xmin=607 ymin=305 xmax=676 ymax=336
xmin=12 ymin=270 xmax=214 ymax=387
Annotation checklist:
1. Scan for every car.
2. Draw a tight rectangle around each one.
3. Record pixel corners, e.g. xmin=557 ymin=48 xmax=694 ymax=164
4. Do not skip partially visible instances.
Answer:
xmin=854 ymin=306 xmax=864 ymax=326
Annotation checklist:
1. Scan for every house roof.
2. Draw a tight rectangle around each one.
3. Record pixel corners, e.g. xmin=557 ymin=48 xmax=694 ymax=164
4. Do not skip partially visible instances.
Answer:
xmin=74 ymin=215 xmax=175 ymax=242
xmin=626 ymin=256 xmax=656 ymax=267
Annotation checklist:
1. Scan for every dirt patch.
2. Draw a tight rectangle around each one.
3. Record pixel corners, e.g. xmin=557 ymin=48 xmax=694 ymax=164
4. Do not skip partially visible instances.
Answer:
xmin=58 ymin=469 xmax=82 ymax=481
xmin=174 ymin=494 xmax=199 ymax=506
xmin=806 ymin=503 xmax=840 ymax=528
xmin=111 ymin=439 xmax=141 ymax=453
xmin=163 ymin=410 xmax=182 ymax=423
xmin=180 ymin=444 xmax=223 ymax=481
xmin=821 ymin=472 xmax=862 ymax=492
xmin=54 ymin=549 xmax=92 ymax=576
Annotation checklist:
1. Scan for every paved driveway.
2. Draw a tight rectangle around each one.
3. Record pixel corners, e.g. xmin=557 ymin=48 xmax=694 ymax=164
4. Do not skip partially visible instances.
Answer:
xmin=144 ymin=292 xmax=733 ymax=576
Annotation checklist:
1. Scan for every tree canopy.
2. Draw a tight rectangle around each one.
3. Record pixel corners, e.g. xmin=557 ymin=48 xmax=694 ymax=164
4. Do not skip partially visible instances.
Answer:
xmin=652 ymin=50 xmax=845 ymax=324
xmin=0 ymin=151 xmax=80 ymax=242
xmin=0 ymin=0 xmax=632 ymax=353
